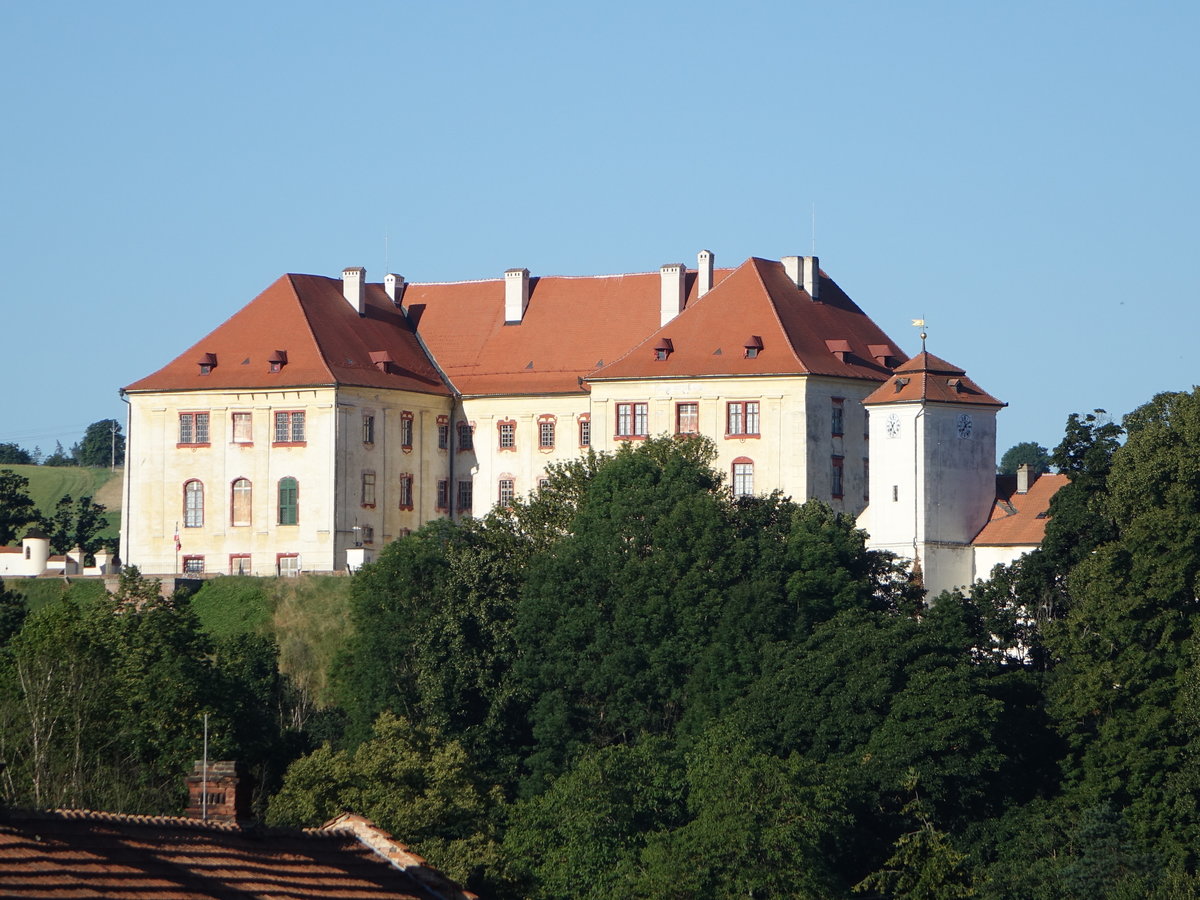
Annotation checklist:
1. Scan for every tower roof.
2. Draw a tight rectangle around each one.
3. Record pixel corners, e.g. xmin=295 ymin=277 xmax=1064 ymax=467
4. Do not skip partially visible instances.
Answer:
xmin=862 ymin=350 xmax=1004 ymax=407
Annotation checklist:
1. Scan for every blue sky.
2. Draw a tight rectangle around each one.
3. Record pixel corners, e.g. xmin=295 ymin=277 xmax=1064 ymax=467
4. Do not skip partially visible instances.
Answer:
xmin=2 ymin=1 xmax=1196 ymax=461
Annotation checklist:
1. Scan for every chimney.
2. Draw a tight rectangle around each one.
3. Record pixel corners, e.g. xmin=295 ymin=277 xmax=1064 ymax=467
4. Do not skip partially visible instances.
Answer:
xmin=660 ymin=263 xmax=686 ymax=326
xmin=505 ymin=268 xmax=530 ymax=323
xmin=185 ymin=760 xmax=250 ymax=824
xmin=342 ymin=267 xmax=366 ymax=316
xmin=803 ymin=256 xmax=820 ymax=300
xmin=1016 ymin=463 xmax=1036 ymax=495
xmin=782 ymin=255 xmax=801 ymax=287
xmin=384 ymin=273 xmax=405 ymax=305
xmin=697 ymin=250 xmax=714 ymax=298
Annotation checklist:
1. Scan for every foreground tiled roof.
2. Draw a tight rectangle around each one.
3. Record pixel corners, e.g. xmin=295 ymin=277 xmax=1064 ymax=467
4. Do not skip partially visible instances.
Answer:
xmin=401 ymin=267 xmax=731 ymax=396
xmin=590 ymin=258 xmax=905 ymax=382
xmin=973 ymin=472 xmax=1068 ymax=546
xmin=0 ymin=808 xmax=474 ymax=900
xmin=863 ymin=350 xmax=1004 ymax=407
xmin=125 ymin=275 xmax=449 ymax=396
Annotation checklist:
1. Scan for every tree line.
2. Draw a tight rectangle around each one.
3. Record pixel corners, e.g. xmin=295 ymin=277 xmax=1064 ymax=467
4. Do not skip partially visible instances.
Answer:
xmin=0 ymin=418 xmax=126 ymax=468
xmin=6 ymin=390 xmax=1200 ymax=897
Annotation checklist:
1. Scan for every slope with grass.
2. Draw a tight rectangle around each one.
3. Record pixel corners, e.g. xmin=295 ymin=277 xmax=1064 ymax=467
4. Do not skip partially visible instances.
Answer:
xmin=1 ymin=464 xmax=123 ymax=543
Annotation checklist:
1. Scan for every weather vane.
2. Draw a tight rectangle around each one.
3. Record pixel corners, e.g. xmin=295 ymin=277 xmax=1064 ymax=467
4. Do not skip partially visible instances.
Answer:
xmin=911 ymin=317 xmax=927 ymax=353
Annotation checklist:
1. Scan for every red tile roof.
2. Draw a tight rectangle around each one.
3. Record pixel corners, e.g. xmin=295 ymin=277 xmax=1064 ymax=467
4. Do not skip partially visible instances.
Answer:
xmin=589 ymin=258 xmax=906 ymax=382
xmin=0 ymin=808 xmax=475 ymax=900
xmin=400 ymin=267 xmax=732 ymax=396
xmin=973 ymin=472 xmax=1068 ymax=546
xmin=125 ymin=276 xmax=449 ymax=396
xmin=863 ymin=351 xmax=1004 ymax=407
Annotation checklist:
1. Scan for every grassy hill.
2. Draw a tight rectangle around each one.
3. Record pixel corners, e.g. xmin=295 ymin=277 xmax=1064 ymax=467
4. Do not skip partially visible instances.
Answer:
xmin=1 ymin=463 xmax=123 ymax=543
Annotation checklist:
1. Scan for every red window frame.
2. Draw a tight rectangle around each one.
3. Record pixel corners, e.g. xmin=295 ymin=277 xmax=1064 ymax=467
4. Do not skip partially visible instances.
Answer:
xmin=230 ymin=477 xmax=252 ymax=527
xmin=732 ymin=457 xmax=754 ymax=498
xmin=726 ymin=401 xmax=760 ymax=438
xmin=676 ymin=401 xmax=699 ymax=435
xmin=831 ymin=398 xmax=845 ymax=437
xmin=181 ymin=555 xmax=206 ymax=574
xmin=498 ymin=476 xmax=515 ymax=507
xmin=615 ymin=402 xmax=649 ymax=439
xmin=457 ymin=480 xmax=473 ymax=513
xmin=436 ymin=479 xmax=450 ymax=511
xmin=538 ymin=415 xmax=556 ymax=450
xmin=273 ymin=410 xmax=306 ymax=446
xmin=578 ymin=415 xmax=591 ymax=448
xmin=831 ymin=455 xmax=844 ymax=499
xmin=437 ymin=415 xmax=450 ymax=450
xmin=178 ymin=412 xmax=211 ymax=448
xmin=231 ymin=411 xmax=253 ymax=445
xmin=400 ymin=411 xmax=414 ymax=451
xmin=497 ymin=419 xmax=517 ymax=451
xmin=457 ymin=421 xmax=474 ymax=452
xmin=361 ymin=471 xmax=376 ymax=508
xmin=398 ymin=474 xmax=414 ymax=510
xmin=183 ymin=479 xmax=204 ymax=528
xmin=276 ymin=553 xmax=300 ymax=577
xmin=229 ymin=553 xmax=251 ymax=575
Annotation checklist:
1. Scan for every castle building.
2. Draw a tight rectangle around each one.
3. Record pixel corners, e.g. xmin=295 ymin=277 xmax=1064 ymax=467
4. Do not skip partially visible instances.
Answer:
xmin=121 ymin=251 xmax=1057 ymax=596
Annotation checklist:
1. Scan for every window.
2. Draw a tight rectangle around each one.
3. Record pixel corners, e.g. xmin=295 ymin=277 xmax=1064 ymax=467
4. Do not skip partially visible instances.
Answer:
xmin=539 ymin=418 xmax=555 ymax=449
xmin=498 ymin=478 xmax=515 ymax=506
xmin=360 ymin=525 xmax=375 ymax=544
xmin=231 ymin=478 xmax=252 ymax=527
xmin=726 ymin=401 xmax=760 ymax=437
xmin=437 ymin=415 xmax=450 ymax=450
xmin=398 ymin=474 xmax=414 ymax=510
xmin=278 ymin=477 xmax=298 ymax=525
xmin=831 ymin=456 xmax=844 ymax=499
xmin=400 ymin=411 xmax=413 ymax=450
xmin=616 ymin=402 xmax=648 ymax=438
xmin=732 ymin=459 xmax=754 ymax=497
xmin=457 ymin=480 xmax=473 ymax=513
xmin=436 ymin=479 xmax=449 ymax=510
xmin=676 ymin=402 xmax=699 ymax=435
xmin=232 ymin=412 xmax=252 ymax=443
xmin=363 ymin=414 xmax=375 ymax=445
xmin=579 ymin=416 xmax=591 ymax=447
xmin=361 ymin=472 xmax=376 ymax=507
xmin=863 ymin=458 xmax=870 ymax=501
xmin=274 ymin=411 xmax=305 ymax=443
xmin=182 ymin=555 xmax=205 ymax=574
xmin=831 ymin=399 xmax=844 ymax=437
xmin=458 ymin=421 xmax=473 ymax=451
xmin=277 ymin=554 xmax=299 ymax=577
xmin=184 ymin=480 xmax=204 ymax=527
xmin=498 ymin=420 xmax=516 ymax=450
xmin=537 ymin=476 xmax=549 ymax=491
xmin=179 ymin=412 xmax=210 ymax=445
xmin=229 ymin=554 xmax=251 ymax=575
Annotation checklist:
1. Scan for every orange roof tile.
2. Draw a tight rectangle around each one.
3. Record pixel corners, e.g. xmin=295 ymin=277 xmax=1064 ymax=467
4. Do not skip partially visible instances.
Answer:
xmin=863 ymin=351 xmax=1004 ymax=407
xmin=0 ymin=808 xmax=475 ymax=900
xmin=973 ymin=472 xmax=1068 ymax=546
xmin=402 ymin=267 xmax=732 ymax=396
xmin=125 ymin=276 xmax=449 ymax=396
xmin=589 ymin=258 xmax=906 ymax=382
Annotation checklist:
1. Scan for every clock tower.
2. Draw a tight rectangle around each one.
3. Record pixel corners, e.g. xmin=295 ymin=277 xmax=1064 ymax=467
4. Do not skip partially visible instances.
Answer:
xmin=858 ymin=351 xmax=1005 ymax=597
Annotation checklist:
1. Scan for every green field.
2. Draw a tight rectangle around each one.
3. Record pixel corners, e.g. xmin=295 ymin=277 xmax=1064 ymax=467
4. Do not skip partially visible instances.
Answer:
xmin=1 ymin=463 xmax=123 ymax=542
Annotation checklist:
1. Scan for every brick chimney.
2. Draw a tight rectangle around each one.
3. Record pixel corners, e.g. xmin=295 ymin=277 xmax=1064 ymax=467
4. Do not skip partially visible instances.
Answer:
xmin=185 ymin=760 xmax=250 ymax=823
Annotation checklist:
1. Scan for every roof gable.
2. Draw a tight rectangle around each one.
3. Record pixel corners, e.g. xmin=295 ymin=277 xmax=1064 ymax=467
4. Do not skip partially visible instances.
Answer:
xmin=589 ymin=258 xmax=905 ymax=382
xmin=973 ymin=472 xmax=1068 ymax=546
xmin=125 ymin=275 xmax=448 ymax=396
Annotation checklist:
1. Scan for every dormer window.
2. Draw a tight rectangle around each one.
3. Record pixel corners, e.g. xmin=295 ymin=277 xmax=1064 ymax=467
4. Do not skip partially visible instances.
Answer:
xmin=654 ymin=338 xmax=674 ymax=361
xmin=744 ymin=335 xmax=763 ymax=359
xmin=369 ymin=351 xmax=393 ymax=374
xmin=268 ymin=350 xmax=287 ymax=373
xmin=824 ymin=339 xmax=852 ymax=363
xmin=868 ymin=343 xmax=898 ymax=368
xmin=197 ymin=353 xmax=217 ymax=375
xmin=893 ymin=377 xmax=910 ymax=393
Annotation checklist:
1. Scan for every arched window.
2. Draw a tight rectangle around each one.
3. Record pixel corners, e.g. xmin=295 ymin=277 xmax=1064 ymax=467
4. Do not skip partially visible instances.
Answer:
xmin=278 ymin=477 xmax=299 ymax=525
xmin=732 ymin=458 xmax=754 ymax=498
xmin=231 ymin=478 xmax=252 ymax=526
xmin=184 ymin=480 xmax=204 ymax=527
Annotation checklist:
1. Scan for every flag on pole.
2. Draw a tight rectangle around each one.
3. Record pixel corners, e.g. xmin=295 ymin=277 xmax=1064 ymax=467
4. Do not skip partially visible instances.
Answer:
xmin=174 ymin=526 xmax=181 ymax=552
xmin=911 ymin=318 xmax=926 ymax=327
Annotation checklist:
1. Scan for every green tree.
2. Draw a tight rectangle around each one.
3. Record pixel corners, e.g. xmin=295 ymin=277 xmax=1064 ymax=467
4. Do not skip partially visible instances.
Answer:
xmin=46 ymin=494 xmax=108 ymax=559
xmin=75 ymin=419 xmax=125 ymax=468
xmin=267 ymin=712 xmax=503 ymax=893
xmin=42 ymin=441 xmax=72 ymax=467
xmin=0 ymin=443 xmax=33 ymax=465
xmin=998 ymin=441 xmax=1051 ymax=475
xmin=0 ymin=469 xmax=40 ymax=545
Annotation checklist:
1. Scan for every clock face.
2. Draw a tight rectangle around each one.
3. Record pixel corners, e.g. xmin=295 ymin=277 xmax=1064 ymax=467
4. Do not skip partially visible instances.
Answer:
xmin=956 ymin=413 xmax=973 ymax=439
xmin=886 ymin=413 xmax=901 ymax=438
